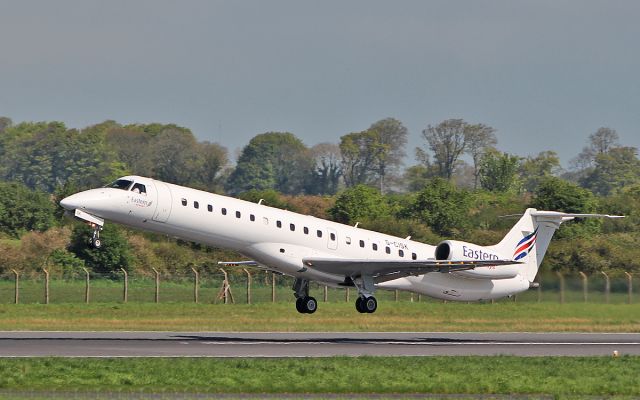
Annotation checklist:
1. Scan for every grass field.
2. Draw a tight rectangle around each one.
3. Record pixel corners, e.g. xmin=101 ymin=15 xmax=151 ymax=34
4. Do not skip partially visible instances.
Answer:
xmin=1 ymin=301 xmax=639 ymax=331
xmin=0 ymin=357 xmax=638 ymax=398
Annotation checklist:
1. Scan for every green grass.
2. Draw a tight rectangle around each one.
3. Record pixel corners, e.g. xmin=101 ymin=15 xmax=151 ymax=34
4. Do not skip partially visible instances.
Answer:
xmin=1 ymin=301 xmax=638 ymax=332
xmin=0 ymin=357 xmax=638 ymax=398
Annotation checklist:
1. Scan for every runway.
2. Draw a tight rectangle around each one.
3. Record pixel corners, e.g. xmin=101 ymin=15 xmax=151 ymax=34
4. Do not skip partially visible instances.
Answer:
xmin=1 ymin=332 xmax=639 ymax=357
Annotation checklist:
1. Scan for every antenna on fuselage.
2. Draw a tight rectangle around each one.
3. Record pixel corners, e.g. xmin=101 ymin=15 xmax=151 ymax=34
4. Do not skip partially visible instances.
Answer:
xmin=258 ymin=199 xmax=264 ymax=205
xmin=354 ymin=222 xmax=359 ymax=228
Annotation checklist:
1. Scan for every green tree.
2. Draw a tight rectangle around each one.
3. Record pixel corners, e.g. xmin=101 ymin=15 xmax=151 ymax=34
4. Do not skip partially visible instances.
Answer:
xmin=328 ymin=185 xmax=390 ymax=225
xmin=305 ymin=143 xmax=342 ymax=195
xmin=580 ymin=147 xmax=640 ymax=195
xmin=368 ymin=118 xmax=408 ymax=193
xmin=519 ymin=151 xmax=562 ymax=192
xmin=339 ymin=130 xmax=377 ymax=188
xmin=478 ymin=151 xmax=521 ymax=193
xmin=226 ymin=132 xmax=312 ymax=195
xmin=0 ymin=181 xmax=57 ymax=238
xmin=465 ymin=123 xmax=497 ymax=189
xmin=419 ymin=119 xmax=468 ymax=180
xmin=408 ymin=178 xmax=472 ymax=237
xmin=531 ymin=176 xmax=600 ymax=238
xmin=69 ymin=224 xmax=134 ymax=275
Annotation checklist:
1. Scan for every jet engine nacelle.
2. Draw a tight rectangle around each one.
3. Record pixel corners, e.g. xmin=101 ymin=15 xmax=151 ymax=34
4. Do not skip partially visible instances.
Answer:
xmin=435 ymin=240 xmax=520 ymax=280
xmin=435 ymin=240 xmax=501 ymax=262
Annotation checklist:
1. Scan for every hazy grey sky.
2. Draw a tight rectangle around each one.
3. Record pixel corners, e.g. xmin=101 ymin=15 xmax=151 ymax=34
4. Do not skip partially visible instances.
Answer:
xmin=1 ymin=1 xmax=639 ymax=165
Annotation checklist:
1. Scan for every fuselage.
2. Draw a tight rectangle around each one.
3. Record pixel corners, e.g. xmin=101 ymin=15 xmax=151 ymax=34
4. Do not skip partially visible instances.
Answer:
xmin=60 ymin=176 xmax=530 ymax=301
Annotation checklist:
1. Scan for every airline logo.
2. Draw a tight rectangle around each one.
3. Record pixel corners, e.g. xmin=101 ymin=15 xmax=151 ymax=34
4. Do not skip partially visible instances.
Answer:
xmin=513 ymin=227 xmax=538 ymax=261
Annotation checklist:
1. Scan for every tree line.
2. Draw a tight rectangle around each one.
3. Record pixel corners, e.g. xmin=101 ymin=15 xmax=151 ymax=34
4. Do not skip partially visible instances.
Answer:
xmin=0 ymin=115 xmax=638 ymax=278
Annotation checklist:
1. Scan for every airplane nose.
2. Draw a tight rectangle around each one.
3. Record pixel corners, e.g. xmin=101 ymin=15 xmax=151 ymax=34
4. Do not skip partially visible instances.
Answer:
xmin=60 ymin=194 xmax=82 ymax=210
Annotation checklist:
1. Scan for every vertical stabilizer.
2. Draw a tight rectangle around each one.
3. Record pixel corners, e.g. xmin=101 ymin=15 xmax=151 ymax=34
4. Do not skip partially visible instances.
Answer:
xmin=489 ymin=209 xmax=623 ymax=282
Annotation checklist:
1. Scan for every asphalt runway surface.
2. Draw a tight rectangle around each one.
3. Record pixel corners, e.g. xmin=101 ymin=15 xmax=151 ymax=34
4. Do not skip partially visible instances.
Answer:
xmin=1 ymin=331 xmax=639 ymax=357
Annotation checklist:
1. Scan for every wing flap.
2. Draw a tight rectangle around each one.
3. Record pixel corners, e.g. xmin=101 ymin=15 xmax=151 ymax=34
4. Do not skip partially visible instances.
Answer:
xmin=302 ymin=257 xmax=520 ymax=278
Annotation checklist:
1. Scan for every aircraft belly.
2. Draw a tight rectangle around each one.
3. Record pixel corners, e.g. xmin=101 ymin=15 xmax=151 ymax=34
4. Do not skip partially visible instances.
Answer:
xmin=379 ymin=272 xmax=529 ymax=301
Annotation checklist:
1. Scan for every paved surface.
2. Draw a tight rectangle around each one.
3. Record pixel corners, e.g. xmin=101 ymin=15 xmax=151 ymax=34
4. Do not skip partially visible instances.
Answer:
xmin=0 ymin=331 xmax=638 ymax=357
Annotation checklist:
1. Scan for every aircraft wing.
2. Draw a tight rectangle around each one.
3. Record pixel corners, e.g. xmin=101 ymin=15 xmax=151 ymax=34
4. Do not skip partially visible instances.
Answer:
xmin=302 ymin=257 xmax=520 ymax=281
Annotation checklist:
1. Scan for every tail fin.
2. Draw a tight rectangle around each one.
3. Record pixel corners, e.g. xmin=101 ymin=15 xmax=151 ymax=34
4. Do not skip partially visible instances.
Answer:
xmin=489 ymin=208 xmax=623 ymax=282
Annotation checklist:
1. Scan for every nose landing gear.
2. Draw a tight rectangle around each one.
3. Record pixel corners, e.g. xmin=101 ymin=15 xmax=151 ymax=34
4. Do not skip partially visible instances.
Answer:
xmin=88 ymin=223 xmax=103 ymax=249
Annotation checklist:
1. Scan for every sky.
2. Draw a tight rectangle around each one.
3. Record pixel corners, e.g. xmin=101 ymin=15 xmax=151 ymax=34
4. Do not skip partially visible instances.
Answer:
xmin=1 ymin=0 xmax=639 ymax=166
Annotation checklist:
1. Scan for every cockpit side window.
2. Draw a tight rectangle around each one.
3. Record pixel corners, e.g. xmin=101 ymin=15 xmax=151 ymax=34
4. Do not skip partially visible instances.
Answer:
xmin=108 ymin=179 xmax=133 ymax=190
xmin=131 ymin=183 xmax=147 ymax=195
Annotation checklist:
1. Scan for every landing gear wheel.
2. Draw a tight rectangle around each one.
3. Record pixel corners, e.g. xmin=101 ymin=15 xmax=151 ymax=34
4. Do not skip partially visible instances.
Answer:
xmin=363 ymin=296 xmax=377 ymax=313
xmin=295 ymin=296 xmax=318 ymax=314
xmin=303 ymin=296 xmax=317 ymax=314
xmin=355 ymin=296 xmax=366 ymax=313
xmin=296 ymin=297 xmax=305 ymax=313
xmin=92 ymin=238 xmax=102 ymax=249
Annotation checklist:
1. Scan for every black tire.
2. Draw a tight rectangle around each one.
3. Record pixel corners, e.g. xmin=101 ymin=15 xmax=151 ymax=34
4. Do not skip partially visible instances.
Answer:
xmin=304 ymin=296 xmax=317 ymax=314
xmin=363 ymin=296 xmax=377 ymax=313
xmin=355 ymin=296 xmax=366 ymax=313
xmin=295 ymin=297 xmax=305 ymax=313
xmin=93 ymin=239 xmax=102 ymax=249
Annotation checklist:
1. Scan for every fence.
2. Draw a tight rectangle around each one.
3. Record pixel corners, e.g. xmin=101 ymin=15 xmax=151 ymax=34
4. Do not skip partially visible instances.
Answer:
xmin=0 ymin=269 xmax=637 ymax=305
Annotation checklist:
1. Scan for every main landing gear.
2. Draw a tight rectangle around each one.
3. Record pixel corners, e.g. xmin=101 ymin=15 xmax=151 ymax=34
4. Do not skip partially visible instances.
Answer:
xmin=293 ymin=278 xmax=317 ymax=314
xmin=353 ymin=274 xmax=378 ymax=314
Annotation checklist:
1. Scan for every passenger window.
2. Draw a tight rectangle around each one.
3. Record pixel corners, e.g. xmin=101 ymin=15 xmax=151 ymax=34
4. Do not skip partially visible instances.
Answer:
xmin=290 ymin=223 xmax=295 ymax=231
xmin=372 ymin=243 xmax=378 ymax=251
xmin=276 ymin=221 xmax=282 ymax=228
xmin=181 ymin=199 xmax=187 ymax=206
xmin=250 ymin=214 xmax=255 ymax=222
xmin=317 ymin=230 xmax=323 ymax=238
xmin=412 ymin=253 xmax=417 ymax=260
xmin=385 ymin=246 xmax=391 ymax=254
xmin=359 ymin=240 xmax=365 ymax=248
xmin=131 ymin=183 xmax=147 ymax=195
xmin=194 ymin=201 xmax=199 ymax=209
xmin=346 ymin=237 xmax=352 ymax=245
xmin=263 ymin=217 xmax=269 ymax=225
xmin=330 ymin=233 xmax=336 ymax=241
xmin=399 ymin=250 xmax=405 ymax=257
xmin=222 ymin=208 xmax=227 ymax=215
xmin=236 ymin=211 xmax=241 ymax=218
xmin=207 ymin=205 xmax=213 ymax=212
xmin=303 ymin=227 xmax=309 ymax=235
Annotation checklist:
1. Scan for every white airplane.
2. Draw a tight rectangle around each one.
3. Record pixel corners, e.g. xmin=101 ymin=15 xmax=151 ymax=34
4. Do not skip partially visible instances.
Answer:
xmin=60 ymin=176 xmax=622 ymax=314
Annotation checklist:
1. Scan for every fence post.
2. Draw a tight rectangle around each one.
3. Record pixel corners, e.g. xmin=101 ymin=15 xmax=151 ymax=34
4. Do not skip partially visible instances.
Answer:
xmin=345 ymin=288 xmax=350 ymax=302
xmin=394 ymin=290 xmax=399 ymax=302
xmin=556 ymin=272 xmax=565 ymax=304
xmin=42 ymin=268 xmax=50 ymax=305
xmin=11 ymin=269 xmax=19 ymax=304
xmin=600 ymin=271 xmax=610 ymax=304
xmin=323 ymin=285 xmax=328 ymax=302
xmin=271 ymin=272 xmax=276 ymax=303
xmin=191 ymin=267 xmax=199 ymax=304
xmin=243 ymin=268 xmax=251 ymax=305
xmin=625 ymin=272 xmax=633 ymax=304
xmin=82 ymin=267 xmax=90 ymax=304
xmin=120 ymin=268 xmax=128 ymax=303
xmin=152 ymin=268 xmax=160 ymax=303
xmin=217 ymin=268 xmax=234 ymax=304
xmin=579 ymin=271 xmax=588 ymax=302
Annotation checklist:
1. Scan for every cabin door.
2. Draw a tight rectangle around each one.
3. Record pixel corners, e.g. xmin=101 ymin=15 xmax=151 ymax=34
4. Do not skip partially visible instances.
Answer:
xmin=152 ymin=182 xmax=173 ymax=223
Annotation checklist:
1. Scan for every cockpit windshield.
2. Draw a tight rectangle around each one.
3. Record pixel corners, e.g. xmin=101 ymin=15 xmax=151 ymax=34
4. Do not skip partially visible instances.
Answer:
xmin=107 ymin=179 xmax=134 ymax=191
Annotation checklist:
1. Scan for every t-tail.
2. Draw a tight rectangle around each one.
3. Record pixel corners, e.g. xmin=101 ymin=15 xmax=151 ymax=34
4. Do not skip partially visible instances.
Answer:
xmin=489 ymin=208 xmax=624 ymax=282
